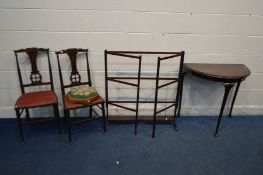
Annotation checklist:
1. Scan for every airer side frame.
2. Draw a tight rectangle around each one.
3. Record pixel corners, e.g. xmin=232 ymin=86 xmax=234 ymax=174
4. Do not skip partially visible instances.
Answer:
xmin=104 ymin=51 xmax=185 ymax=137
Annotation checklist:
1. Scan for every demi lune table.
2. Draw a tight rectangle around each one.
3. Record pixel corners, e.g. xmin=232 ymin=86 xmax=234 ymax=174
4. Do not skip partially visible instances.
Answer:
xmin=178 ymin=63 xmax=251 ymax=137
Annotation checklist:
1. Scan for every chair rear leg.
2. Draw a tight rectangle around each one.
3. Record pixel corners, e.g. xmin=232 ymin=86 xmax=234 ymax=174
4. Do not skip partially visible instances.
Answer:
xmin=101 ymin=103 xmax=107 ymax=133
xmin=15 ymin=109 xmax=24 ymax=144
xmin=63 ymin=109 xmax=68 ymax=124
xmin=89 ymin=106 xmax=92 ymax=118
xmin=53 ymin=104 xmax=62 ymax=135
xmin=25 ymin=109 xmax=30 ymax=122
xmin=64 ymin=109 xmax=72 ymax=143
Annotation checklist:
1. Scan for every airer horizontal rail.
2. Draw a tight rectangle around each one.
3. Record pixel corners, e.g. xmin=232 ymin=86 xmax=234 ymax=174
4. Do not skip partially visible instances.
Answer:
xmin=107 ymin=51 xmax=181 ymax=55
xmin=108 ymin=100 xmax=175 ymax=103
xmin=108 ymin=102 xmax=136 ymax=112
xmin=107 ymin=77 xmax=178 ymax=80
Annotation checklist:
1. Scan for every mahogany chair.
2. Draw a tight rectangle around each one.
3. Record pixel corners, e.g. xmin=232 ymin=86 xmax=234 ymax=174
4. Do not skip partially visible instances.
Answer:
xmin=55 ymin=48 xmax=106 ymax=143
xmin=14 ymin=48 xmax=62 ymax=144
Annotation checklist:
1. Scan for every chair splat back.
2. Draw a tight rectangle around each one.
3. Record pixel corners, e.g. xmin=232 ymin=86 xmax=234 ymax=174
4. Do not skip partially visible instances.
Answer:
xmin=26 ymin=48 xmax=42 ymax=84
xmin=56 ymin=48 xmax=92 ymax=95
xmin=66 ymin=48 xmax=82 ymax=85
xmin=14 ymin=47 xmax=54 ymax=93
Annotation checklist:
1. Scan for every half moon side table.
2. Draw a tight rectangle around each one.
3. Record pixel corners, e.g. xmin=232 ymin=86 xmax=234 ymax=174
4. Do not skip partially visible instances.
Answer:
xmin=178 ymin=63 xmax=251 ymax=137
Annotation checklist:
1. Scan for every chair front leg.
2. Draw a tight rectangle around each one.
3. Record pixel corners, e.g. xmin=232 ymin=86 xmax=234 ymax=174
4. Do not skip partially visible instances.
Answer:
xmin=64 ymin=109 xmax=72 ymax=143
xmin=15 ymin=109 xmax=24 ymax=144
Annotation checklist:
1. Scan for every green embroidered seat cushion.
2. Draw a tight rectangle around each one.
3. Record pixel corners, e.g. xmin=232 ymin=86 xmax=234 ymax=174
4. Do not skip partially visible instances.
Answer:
xmin=67 ymin=85 xmax=100 ymax=104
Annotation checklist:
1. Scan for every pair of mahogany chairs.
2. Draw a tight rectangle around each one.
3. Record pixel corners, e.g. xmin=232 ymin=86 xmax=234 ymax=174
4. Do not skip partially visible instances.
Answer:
xmin=14 ymin=48 xmax=106 ymax=144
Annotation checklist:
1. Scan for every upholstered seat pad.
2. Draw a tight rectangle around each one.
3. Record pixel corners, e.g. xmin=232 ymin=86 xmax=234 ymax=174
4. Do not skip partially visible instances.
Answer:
xmin=15 ymin=90 xmax=58 ymax=109
xmin=64 ymin=95 xmax=104 ymax=109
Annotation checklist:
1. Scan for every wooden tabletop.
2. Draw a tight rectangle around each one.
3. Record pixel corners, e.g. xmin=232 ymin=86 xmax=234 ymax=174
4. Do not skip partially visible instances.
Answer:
xmin=184 ymin=63 xmax=251 ymax=82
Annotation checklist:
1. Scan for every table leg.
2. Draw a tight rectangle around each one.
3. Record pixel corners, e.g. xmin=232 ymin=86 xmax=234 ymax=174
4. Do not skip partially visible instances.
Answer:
xmin=214 ymin=83 xmax=234 ymax=137
xmin=228 ymin=81 xmax=241 ymax=118
xmin=177 ymin=72 xmax=185 ymax=117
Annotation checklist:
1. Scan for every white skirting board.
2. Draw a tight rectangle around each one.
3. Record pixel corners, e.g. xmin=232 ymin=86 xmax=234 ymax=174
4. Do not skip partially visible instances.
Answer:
xmin=1 ymin=105 xmax=262 ymax=119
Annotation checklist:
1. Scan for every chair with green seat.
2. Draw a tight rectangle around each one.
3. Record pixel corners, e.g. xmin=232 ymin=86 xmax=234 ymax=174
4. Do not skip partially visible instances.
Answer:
xmin=55 ymin=48 xmax=107 ymax=143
